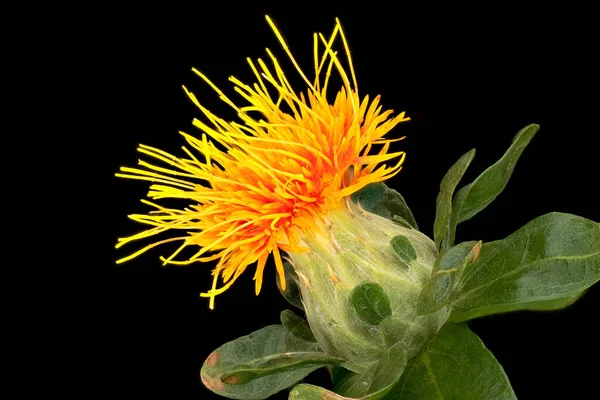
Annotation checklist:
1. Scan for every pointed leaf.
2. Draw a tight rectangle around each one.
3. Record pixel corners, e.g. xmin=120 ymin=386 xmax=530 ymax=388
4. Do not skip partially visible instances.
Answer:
xmin=433 ymin=148 xmax=476 ymax=249
xmin=349 ymin=281 xmax=392 ymax=325
xmin=201 ymin=325 xmax=343 ymax=399
xmin=281 ymin=309 xmax=316 ymax=342
xmin=277 ymin=261 xmax=304 ymax=310
xmin=450 ymin=212 xmax=600 ymax=322
xmin=352 ymin=182 xmax=418 ymax=230
xmin=458 ymin=123 xmax=539 ymax=223
xmin=442 ymin=124 xmax=539 ymax=249
xmin=383 ymin=323 xmax=517 ymax=400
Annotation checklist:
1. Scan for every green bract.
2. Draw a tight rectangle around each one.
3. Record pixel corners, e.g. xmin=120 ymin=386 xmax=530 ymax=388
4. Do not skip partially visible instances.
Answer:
xmin=202 ymin=124 xmax=599 ymax=399
xmin=286 ymin=200 xmax=449 ymax=374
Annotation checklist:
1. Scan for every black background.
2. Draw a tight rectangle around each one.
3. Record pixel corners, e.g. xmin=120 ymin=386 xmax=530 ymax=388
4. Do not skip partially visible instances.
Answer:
xmin=102 ymin=6 xmax=598 ymax=399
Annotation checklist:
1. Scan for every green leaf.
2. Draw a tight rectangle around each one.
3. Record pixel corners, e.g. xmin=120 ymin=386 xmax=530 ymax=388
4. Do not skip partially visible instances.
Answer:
xmin=442 ymin=124 xmax=539 ymax=249
xmin=349 ymin=281 xmax=393 ymax=325
xmin=383 ymin=323 xmax=517 ymax=400
xmin=390 ymin=235 xmax=417 ymax=263
xmin=503 ymin=291 xmax=586 ymax=310
xmin=289 ymin=384 xmax=351 ymax=400
xmin=219 ymin=352 xmax=343 ymax=385
xmin=201 ymin=325 xmax=343 ymax=399
xmin=392 ymin=214 xmax=414 ymax=229
xmin=280 ymin=309 xmax=316 ymax=343
xmin=442 ymin=187 xmax=470 ymax=249
xmin=277 ymin=261 xmax=304 ymax=310
xmin=433 ymin=148 xmax=476 ymax=249
xmin=458 ymin=123 xmax=539 ymax=224
xmin=418 ymin=241 xmax=481 ymax=315
xmin=351 ymin=182 xmax=418 ymax=230
xmin=335 ymin=343 xmax=407 ymax=399
xmin=450 ymin=212 xmax=600 ymax=322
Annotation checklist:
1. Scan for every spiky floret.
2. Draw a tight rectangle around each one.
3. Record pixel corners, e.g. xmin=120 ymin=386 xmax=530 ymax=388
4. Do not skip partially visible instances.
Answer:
xmin=116 ymin=16 xmax=409 ymax=308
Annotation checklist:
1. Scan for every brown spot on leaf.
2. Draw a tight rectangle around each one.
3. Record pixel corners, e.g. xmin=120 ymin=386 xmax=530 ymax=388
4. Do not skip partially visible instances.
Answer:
xmin=222 ymin=374 xmax=239 ymax=384
xmin=206 ymin=352 xmax=220 ymax=367
xmin=470 ymin=242 xmax=482 ymax=263
xmin=201 ymin=371 xmax=224 ymax=391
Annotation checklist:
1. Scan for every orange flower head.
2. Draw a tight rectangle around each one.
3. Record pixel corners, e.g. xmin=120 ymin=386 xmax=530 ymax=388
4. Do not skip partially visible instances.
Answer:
xmin=116 ymin=16 xmax=409 ymax=308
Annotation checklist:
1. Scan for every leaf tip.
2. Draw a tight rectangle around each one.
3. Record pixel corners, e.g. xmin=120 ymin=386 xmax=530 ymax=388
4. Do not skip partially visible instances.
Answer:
xmin=201 ymin=371 xmax=225 ymax=391
xmin=520 ymin=123 xmax=541 ymax=138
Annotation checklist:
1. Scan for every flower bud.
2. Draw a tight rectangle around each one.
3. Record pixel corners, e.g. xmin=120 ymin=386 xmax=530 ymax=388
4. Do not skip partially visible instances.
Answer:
xmin=287 ymin=200 xmax=450 ymax=372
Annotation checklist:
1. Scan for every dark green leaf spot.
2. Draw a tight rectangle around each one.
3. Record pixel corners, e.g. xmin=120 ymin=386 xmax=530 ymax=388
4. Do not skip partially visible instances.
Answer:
xmin=349 ymin=281 xmax=393 ymax=325
xmin=390 ymin=235 xmax=417 ymax=264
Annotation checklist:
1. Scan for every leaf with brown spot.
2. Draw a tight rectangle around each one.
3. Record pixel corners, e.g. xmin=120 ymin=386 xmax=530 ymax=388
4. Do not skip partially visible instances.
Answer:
xmin=201 ymin=325 xmax=344 ymax=399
